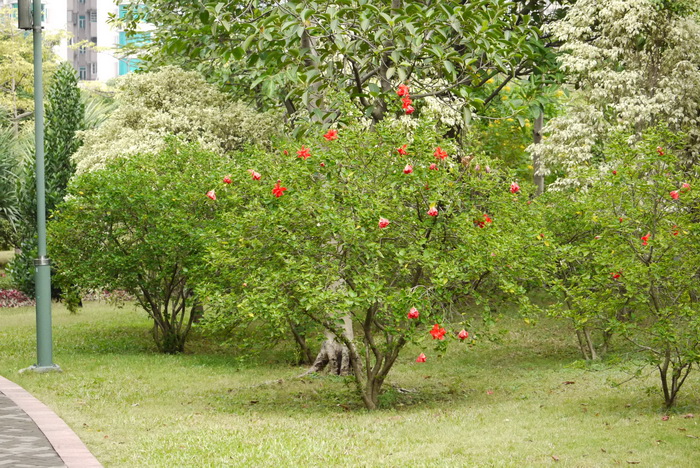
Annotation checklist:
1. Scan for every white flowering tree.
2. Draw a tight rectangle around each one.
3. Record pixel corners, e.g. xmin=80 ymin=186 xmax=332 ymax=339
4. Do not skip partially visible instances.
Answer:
xmin=71 ymin=67 xmax=281 ymax=174
xmin=529 ymin=0 xmax=700 ymax=187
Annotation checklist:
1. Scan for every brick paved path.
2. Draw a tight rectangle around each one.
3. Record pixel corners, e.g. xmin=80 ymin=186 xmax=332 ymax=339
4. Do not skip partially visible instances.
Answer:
xmin=0 ymin=376 xmax=101 ymax=468
xmin=0 ymin=390 xmax=65 ymax=467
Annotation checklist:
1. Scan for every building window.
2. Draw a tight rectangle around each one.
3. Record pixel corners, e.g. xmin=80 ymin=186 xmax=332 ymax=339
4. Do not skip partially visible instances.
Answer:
xmin=79 ymin=0 xmax=86 ymax=3
xmin=79 ymin=67 xmax=87 ymax=80
xmin=78 ymin=15 xmax=85 ymax=29
xmin=90 ymin=11 xmax=97 ymax=22
xmin=79 ymin=45 xmax=86 ymax=54
xmin=91 ymin=62 xmax=97 ymax=74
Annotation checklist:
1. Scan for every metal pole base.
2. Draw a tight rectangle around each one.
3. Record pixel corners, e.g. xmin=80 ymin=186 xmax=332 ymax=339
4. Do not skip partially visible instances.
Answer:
xmin=19 ymin=364 xmax=62 ymax=374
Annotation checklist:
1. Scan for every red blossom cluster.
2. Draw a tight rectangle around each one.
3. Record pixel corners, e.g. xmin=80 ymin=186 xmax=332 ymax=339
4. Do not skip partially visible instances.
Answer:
xmin=397 ymin=84 xmax=414 ymax=114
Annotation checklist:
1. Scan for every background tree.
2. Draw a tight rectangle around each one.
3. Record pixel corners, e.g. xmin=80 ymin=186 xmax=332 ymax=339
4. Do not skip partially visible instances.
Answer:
xmin=529 ymin=0 xmax=700 ymax=186
xmin=9 ymin=63 xmax=84 ymax=297
xmin=115 ymin=0 xmax=567 ymax=130
xmin=71 ymin=66 xmax=281 ymax=174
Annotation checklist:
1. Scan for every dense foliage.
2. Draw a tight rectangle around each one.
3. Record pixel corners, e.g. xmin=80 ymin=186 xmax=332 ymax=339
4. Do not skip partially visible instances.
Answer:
xmin=50 ymin=142 xmax=225 ymax=353
xmin=115 ymin=0 xmax=566 ymax=128
xmin=10 ymin=63 xmax=84 ymax=298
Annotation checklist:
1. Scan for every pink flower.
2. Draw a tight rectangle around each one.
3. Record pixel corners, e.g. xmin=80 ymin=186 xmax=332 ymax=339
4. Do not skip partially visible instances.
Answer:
xmin=670 ymin=190 xmax=679 ymax=200
xmin=429 ymin=163 xmax=438 ymax=171
xmin=223 ymin=176 xmax=232 ymax=184
xmin=682 ymin=183 xmax=691 ymax=191
xmin=378 ymin=217 xmax=390 ymax=229
xmin=323 ymin=129 xmax=338 ymax=141
xmin=510 ymin=182 xmax=520 ymax=194
xmin=403 ymin=164 xmax=413 ymax=174
xmin=297 ymin=146 xmax=311 ymax=160
xmin=407 ymin=307 xmax=419 ymax=319
xmin=458 ymin=329 xmax=469 ymax=340
xmin=397 ymin=84 xmax=410 ymax=97
xmin=248 ymin=169 xmax=261 ymax=180
xmin=405 ymin=105 xmax=415 ymax=115
xmin=206 ymin=190 xmax=216 ymax=200
xmin=430 ymin=324 xmax=446 ymax=340
xmin=641 ymin=232 xmax=650 ymax=246
xmin=415 ymin=353 xmax=426 ymax=363
xmin=397 ymin=144 xmax=408 ymax=156
xmin=272 ymin=180 xmax=287 ymax=198
xmin=434 ymin=147 xmax=448 ymax=160
xmin=427 ymin=206 xmax=438 ymax=217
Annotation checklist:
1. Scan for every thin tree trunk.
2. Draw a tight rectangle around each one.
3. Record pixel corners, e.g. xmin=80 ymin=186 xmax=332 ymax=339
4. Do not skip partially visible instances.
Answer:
xmin=533 ymin=110 xmax=545 ymax=195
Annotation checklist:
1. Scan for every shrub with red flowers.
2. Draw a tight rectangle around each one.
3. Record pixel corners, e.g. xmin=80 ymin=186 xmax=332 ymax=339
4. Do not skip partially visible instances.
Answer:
xmin=544 ymin=127 xmax=700 ymax=408
xmin=199 ymin=119 xmax=548 ymax=409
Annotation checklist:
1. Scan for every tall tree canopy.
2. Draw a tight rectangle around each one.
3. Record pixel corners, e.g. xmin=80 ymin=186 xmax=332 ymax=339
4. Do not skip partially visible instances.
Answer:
xmin=116 ymin=0 xmax=569 ymax=128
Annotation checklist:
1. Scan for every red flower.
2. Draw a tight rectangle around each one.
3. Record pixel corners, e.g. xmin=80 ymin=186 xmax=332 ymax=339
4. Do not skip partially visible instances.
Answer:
xmin=320 ymin=162 xmax=325 ymax=167
xmin=670 ymin=190 xmax=679 ymax=200
xmin=427 ymin=206 xmax=439 ymax=217
xmin=429 ymin=163 xmax=438 ymax=171
xmin=483 ymin=214 xmax=492 ymax=224
xmin=397 ymin=84 xmax=410 ymax=97
xmin=397 ymin=144 xmax=408 ymax=156
xmin=682 ymin=183 xmax=691 ymax=191
xmin=283 ymin=150 xmax=289 ymax=156
xmin=430 ymin=324 xmax=446 ymax=340
xmin=657 ymin=146 xmax=664 ymax=156
xmin=619 ymin=217 xmax=624 ymax=223
xmin=672 ymin=225 xmax=679 ymax=236
xmin=510 ymin=182 xmax=520 ymax=194
xmin=405 ymin=105 xmax=415 ymax=115
xmin=248 ymin=169 xmax=261 ymax=180
xmin=641 ymin=232 xmax=650 ymax=246
xmin=206 ymin=190 xmax=216 ymax=200
xmin=407 ymin=307 xmax=419 ymax=319
xmin=297 ymin=146 xmax=311 ymax=160
xmin=403 ymin=164 xmax=413 ymax=174
xmin=434 ymin=147 xmax=448 ymax=160
xmin=223 ymin=176 xmax=232 ymax=184
xmin=272 ymin=180 xmax=287 ymax=198
xmin=611 ymin=272 xmax=621 ymax=279
xmin=401 ymin=96 xmax=413 ymax=109
xmin=323 ymin=129 xmax=338 ymax=141
xmin=415 ymin=353 xmax=426 ymax=363
xmin=612 ymin=170 xmax=617 ymax=176
xmin=458 ymin=329 xmax=469 ymax=340
xmin=378 ymin=217 xmax=390 ymax=229
xmin=476 ymin=214 xmax=492 ymax=228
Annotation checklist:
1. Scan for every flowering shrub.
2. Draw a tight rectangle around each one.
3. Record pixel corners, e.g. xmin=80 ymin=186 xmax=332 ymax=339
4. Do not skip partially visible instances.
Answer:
xmin=0 ymin=289 xmax=35 ymax=308
xmin=545 ymin=127 xmax=700 ymax=407
xmin=199 ymin=118 xmax=549 ymax=409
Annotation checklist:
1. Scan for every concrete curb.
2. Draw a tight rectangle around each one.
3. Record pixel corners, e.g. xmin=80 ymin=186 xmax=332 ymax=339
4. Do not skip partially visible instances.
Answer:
xmin=0 ymin=375 xmax=102 ymax=468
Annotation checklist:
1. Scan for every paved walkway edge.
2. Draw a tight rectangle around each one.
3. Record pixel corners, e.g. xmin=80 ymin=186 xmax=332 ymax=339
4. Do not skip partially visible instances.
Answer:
xmin=0 ymin=375 xmax=103 ymax=468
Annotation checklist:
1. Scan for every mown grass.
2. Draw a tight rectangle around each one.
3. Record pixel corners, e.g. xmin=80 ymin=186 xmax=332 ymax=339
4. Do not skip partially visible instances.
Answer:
xmin=1 ymin=302 xmax=699 ymax=467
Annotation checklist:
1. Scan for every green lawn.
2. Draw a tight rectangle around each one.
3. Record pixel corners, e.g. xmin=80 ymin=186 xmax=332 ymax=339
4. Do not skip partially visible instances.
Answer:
xmin=1 ymin=302 xmax=698 ymax=467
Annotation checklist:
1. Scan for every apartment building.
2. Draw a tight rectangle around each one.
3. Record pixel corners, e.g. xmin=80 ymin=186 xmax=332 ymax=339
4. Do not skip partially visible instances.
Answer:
xmin=3 ymin=0 xmax=143 ymax=81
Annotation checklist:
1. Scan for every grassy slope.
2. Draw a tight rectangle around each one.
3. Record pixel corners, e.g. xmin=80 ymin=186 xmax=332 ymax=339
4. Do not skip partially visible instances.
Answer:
xmin=1 ymin=302 xmax=698 ymax=467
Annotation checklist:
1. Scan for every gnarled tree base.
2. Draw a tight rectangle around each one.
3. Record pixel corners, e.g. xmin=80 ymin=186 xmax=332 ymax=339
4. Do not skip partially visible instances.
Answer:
xmin=299 ymin=335 xmax=352 ymax=376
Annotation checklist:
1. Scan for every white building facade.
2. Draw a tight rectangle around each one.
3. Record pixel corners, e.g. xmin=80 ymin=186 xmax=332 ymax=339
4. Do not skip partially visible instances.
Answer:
xmin=3 ymin=0 xmax=142 ymax=81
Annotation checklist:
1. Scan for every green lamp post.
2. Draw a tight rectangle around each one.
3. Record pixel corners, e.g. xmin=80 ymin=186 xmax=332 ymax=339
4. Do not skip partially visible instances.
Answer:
xmin=18 ymin=0 xmax=60 ymax=373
